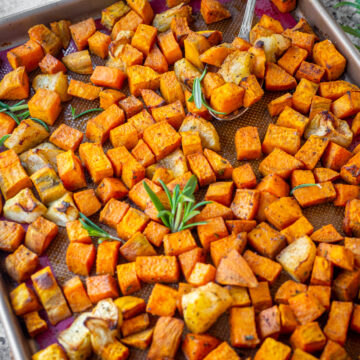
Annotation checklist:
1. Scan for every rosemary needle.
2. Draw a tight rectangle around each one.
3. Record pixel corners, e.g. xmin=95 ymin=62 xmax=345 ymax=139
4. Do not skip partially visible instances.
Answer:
xmin=71 ymin=105 xmax=102 ymax=119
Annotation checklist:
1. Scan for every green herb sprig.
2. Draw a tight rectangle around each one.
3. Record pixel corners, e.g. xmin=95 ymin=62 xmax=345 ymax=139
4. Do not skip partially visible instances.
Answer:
xmin=30 ymin=118 xmax=50 ymax=131
xmin=0 ymin=100 xmax=28 ymax=114
xmin=187 ymin=68 xmax=227 ymax=115
xmin=143 ymin=175 xmax=211 ymax=233
xmin=290 ymin=183 xmax=321 ymax=195
xmin=71 ymin=105 xmax=102 ymax=120
xmin=334 ymin=0 xmax=360 ymax=50
xmin=79 ymin=212 xmax=124 ymax=244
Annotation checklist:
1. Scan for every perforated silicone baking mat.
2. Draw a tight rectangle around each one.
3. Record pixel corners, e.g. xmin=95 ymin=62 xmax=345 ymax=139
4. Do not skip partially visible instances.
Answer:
xmin=0 ymin=0 xmax=360 ymax=358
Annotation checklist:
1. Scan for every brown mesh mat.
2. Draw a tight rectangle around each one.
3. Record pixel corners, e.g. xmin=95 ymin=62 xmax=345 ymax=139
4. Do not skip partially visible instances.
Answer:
xmin=0 ymin=0 xmax=358 ymax=359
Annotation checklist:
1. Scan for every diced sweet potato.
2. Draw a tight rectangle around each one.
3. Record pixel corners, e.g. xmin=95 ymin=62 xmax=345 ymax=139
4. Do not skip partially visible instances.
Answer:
xmin=0 ymin=66 xmax=29 ymax=100
xmin=187 ymin=152 xmax=216 ymax=187
xmin=293 ymin=181 xmax=336 ymax=207
xmin=62 ymin=276 xmax=92 ymax=313
xmin=345 ymin=237 xmax=360 ymax=267
xmin=96 ymin=241 xmax=120 ymax=276
xmin=317 ymin=243 xmax=354 ymax=270
xmin=279 ymin=304 xmax=298 ymax=334
xmin=120 ymin=231 xmax=156 ymax=261
xmin=195 ymin=202 xmax=233 ymax=222
xmin=351 ymin=304 xmax=360 ymax=333
xmin=66 ymin=242 xmax=95 ymax=276
xmin=160 ymin=71 xmax=185 ymax=104
xmin=201 ymin=0 xmax=231 ymax=24
xmin=178 ymin=247 xmax=206 ymax=280
xmin=295 ymin=136 xmax=329 ymax=170
xmin=281 ymin=216 xmax=314 ymax=244
xmin=10 ymin=283 xmax=40 ymax=316
xmin=308 ymin=95 xmax=332 ymax=121
xmin=275 ymin=280 xmax=307 ymax=305
xmin=32 ymin=344 xmax=68 ymax=359
xmin=310 ymin=224 xmax=343 ymax=243
xmin=313 ymin=167 xmax=339 ymax=183
xmin=49 ymin=124 xmax=83 ymax=152
xmin=235 ymin=126 xmax=261 ymax=161
xmin=66 ymin=220 xmax=91 ymax=243
xmin=258 ymin=305 xmax=281 ymax=339
xmin=99 ymin=89 xmax=126 ymax=110
xmin=248 ymin=222 xmax=287 ymax=259
xmin=146 ymin=283 xmax=178 ymax=317
xmin=307 ymin=285 xmax=331 ymax=310
xmin=182 ymin=333 xmax=221 ymax=360
xmin=262 ymin=124 xmax=300 ymax=155
xmin=296 ymin=61 xmax=325 ymax=83
xmin=210 ymin=82 xmax=244 ymax=114
xmin=69 ymin=18 xmax=96 ymax=50
xmin=96 ymin=177 xmax=128 ymax=204
xmin=158 ymin=30 xmax=182 ymax=65
xmin=290 ymin=322 xmax=326 ymax=353
xmin=265 ymin=63 xmax=297 ymax=91
xmin=117 ymin=207 xmax=149 ymax=240
xmin=197 ymin=216 xmax=228 ymax=250
xmin=276 ymin=106 xmax=309 ymax=137
xmin=86 ymin=274 xmax=119 ymax=303
xmin=333 ymin=269 xmax=360 ymax=301
xmin=50 ymin=19 xmax=71 ymax=49
xmin=88 ymin=31 xmax=111 ymax=59
xmin=68 ymin=79 xmax=101 ymax=100
xmin=292 ymin=78 xmax=319 ymax=114
xmin=254 ymin=337 xmax=291 ymax=360
xmin=203 ymin=342 xmax=240 ymax=360
xmin=28 ymin=24 xmax=62 ymax=55
xmin=152 ymin=100 xmax=185 ymax=130
xmin=278 ymin=46 xmax=308 ymax=76
xmin=268 ymin=93 xmax=292 ymax=117
xmin=310 ymin=256 xmax=333 ymax=286
xmin=7 ymin=40 xmax=44 ymax=72
xmin=230 ymin=189 xmax=260 ymax=220
xmin=23 ymin=311 xmax=48 ymax=337
xmin=117 ymin=262 xmax=141 ymax=295
xmin=0 ymin=221 xmax=25 ymax=252
xmin=144 ymin=44 xmax=169 ymax=74
xmin=121 ymin=313 xmax=149 ymax=337
xmin=90 ymin=66 xmax=126 ymax=90
xmin=249 ymin=281 xmax=273 ymax=312
xmin=73 ymin=189 xmax=101 ymax=217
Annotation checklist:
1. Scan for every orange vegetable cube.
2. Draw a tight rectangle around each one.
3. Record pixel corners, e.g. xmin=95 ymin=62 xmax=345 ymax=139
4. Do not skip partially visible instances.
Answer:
xmin=163 ymin=229 xmax=196 ymax=256
xmin=57 ymin=150 xmax=86 ymax=191
xmin=119 ymin=95 xmax=144 ymax=119
xmin=5 ymin=245 xmax=39 ymax=283
xmin=235 ymin=126 xmax=261 ymax=160
xmin=111 ymin=10 xmax=143 ymax=38
xmin=79 ymin=142 xmax=114 ymax=184
xmin=69 ymin=18 xmax=96 ymax=50
xmin=243 ymin=250 xmax=282 ymax=285
xmin=248 ymin=222 xmax=286 ymax=259
xmin=110 ymin=123 xmax=139 ymax=150
xmin=271 ymin=0 xmax=296 ymax=12
xmin=143 ymin=221 xmax=169 ymax=247
xmin=99 ymin=198 xmax=129 ymax=229
xmin=132 ymin=139 xmax=155 ymax=167
xmin=296 ymin=61 xmax=326 ymax=83
xmin=341 ymin=152 xmax=360 ymax=185
xmin=152 ymin=100 xmax=185 ymax=130
xmin=135 ymin=255 xmax=179 ymax=283
xmin=10 ymin=283 xmax=40 ymax=316
xmin=202 ymin=72 xmax=225 ymax=99
xmin=333 ymin=269 xmax=360 ymax=301
xmin=267 ymin=93 xmax=293 ymax=117
xmin=265 ymin=63 xmax=297 ymax=91
xmin=160 ymin=70 xmax=185 ymax=104
xmin=205 ymin=181 xmax=234 ymax=207
xmin=320 ymin=340 xmax=350 ymax=360
xmin=28 ymin=88 xmax=61 ymax=126
xmin=210 ymin=83 xmax=244 ymax=114
xmin=290 ymin=322 xmax=326 ymax=353
xmin=248 ymin=281 xmax=273 ymax=313
xmin=131 ymin=24 xmax=157 ymax=55
xmin=0 ymin=66 xmax=29 ymax=100
xmin=90 ymin=66 xmax=126 ymax=90
xmin=88 ymin=31 xmax=111 ymax=59
xmin=7 ymin=40 xmax=44 ymax=72
xmin=99 ymin=89 xmax=126 ymax=110
xmin=313 ymin=40 xmax=346 ymax=80
xmin=66 ymin=242 xmax=96 ymax=276
xmin=32 ymin=344 xmax=68 ymax=359
xmin=128 ymin=109 xmax=155 ymax=138
xmin=106 ymin=147 xmax=124 ymax=178
xmin=117 ymin=262 xmax=141 ymax=295
xmin=257 ymin=174 xmax=289 ymax=198
xmin=313 ymin=167 xmax=339 ymax=183
xmin=231 ymin=189 xmax=260 ymax=220
xmin=121 ymin=312 xmax=149 ymax=337
xmin=140 ymin=89 xmax=166 ymax=113
xmin=332 ymin=90 xmax=360 ymax=119
xmin=276 ymin=106 xmax=309 ymax=137
xmin=158 ymin=30 xmax=182 ymax=65
xmin=307 ymin=285 xmax=331 ymax=310
xmin=120 ymin=231 xmax=156 ymax=261
xmin=256 ymin=191 xmax=278 ymax=223
xmin=292 ymin=78 xmax=319 ymax=114
xmin=144 ymin=44 xmax=169 ymax=74
xmin=310 ymin=224 xmax=343 ymax=243
xmin=28 ymin=24 xmax=62 ymax=56
xmin=295 ymin=136 xmax=329 ymax=170
xmin=188 ymin=263 xmax=216 ymax=286
xmin=280 ymin=216 xmax=314 ymax=244
xmin=50 ymin=19 xmax=71 ymax=49
xmin=117 ymin=207 xmax=149 ymax=240
xmin=319 ymin=80 xmax=358 ymax=100
xmin=240 ymin=74 xmax=264 ymax=108
xmin=203 ymin=148 xmax=233 ymax=180
xmin=38 ymin=53 xmax=66 ymax=74
xmin=232 ymin=164 xmax=256 ymax=190
xmin=49 ymin=124 xmax=83 ymax=151
xmin=345 ymin=237 xmax=360 ymax=267
xmin=25 ymin=216 xmax=58 ymax=255
xmin=62 ymin=276 xmax=92 ymax=313
xmin=86 ymin=274 xmax=119 ymax=303
xmin=203 ymin=342 xmax=240 ymax=360
xmin=128 ymin=64 xmax=160 ymax=97
xmin=23 ymin=311 xmax=48 ymax=337
xmin=0 ymin=113 xmax=16 ymax=138
xmin=201 ymin=0 xmax=231 ymax=24
xmin=129 ymin=179 xmax=161 ymax=210
xmin=195 ymin=202 xmax=233 ymax=222
xmin=351 ymin=304 xmax=360 ymax=333
xmin=293 ymin=181 xmax=336 ymax=207
xmin=96 ymin=177 xmax=128 ymax=204
xmin=178 ymin=247 xmax=206 ymax=280
xmin=277 ymin=46 xmax=308 ymax=76
xmin=146 ymin=283 xmax=178 ymax=316
xmin=258 ymin=305 xmax=281 ymax=339
xmin=67 ymin=79 xmax=101 ymax=100
xmin=73 ymin=189 xmax=101 ymax=217
xmin=66 ymin=220 xmax=91 ymax=243
xmin=197 ymin=216 xmax=228 ymax=250
xmin=96 ymin=241 xmax=120 ymax=276
xmin=230 ymin=306 xmax=260 ymax=348
xmin=309 ymin=95 xmax=332 ymax=120
xmin=182 ymin=333 xmax=220 ymax=360
xmin=317 ymin=243 xmax=354 ymax=270
xmin=275 ymin=280 xmax=307 ymax=305
xmin=181 ymin=131 xmax=203 ymax=157
xmin=31 ymin=266 xmax=71 ymax=325
xmin=279 ymin=304 xmax=298 ymax=334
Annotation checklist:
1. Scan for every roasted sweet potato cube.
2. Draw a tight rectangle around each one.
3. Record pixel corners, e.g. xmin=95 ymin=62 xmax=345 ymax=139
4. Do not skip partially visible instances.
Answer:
xmin=96 ymin=177 xmax=128 ymax=204
xmin=178 ymin=247 xmax=206 ymax=281
xmin=120 ymin=231 xmax=156 ymax=261
xmin=203 ymin=341 xmax=240 ymax=360
xmin=265 ymin=63 xmax=297 ymax=91
xmin=69 ymin=18 xmax=96 ymax=50
xmin=49 ymin=124 xmax=83 ymax=152
xmin=160 ymin=71 xmax=185 ymax=104
xmin=318 ymin=243 xmax=354 ymax=270
xmin=311 ymin=224 xmax=343 ymax=243
xmin=23 ymin=311 xmax=48 ymax=337
xmin=32 ymin=344 xmax=68 ymax=359
xmin=122 ymin=156 xmax=145 ymax=189
xmin=0 ymin=113 xmax=16 ymax=138
xmin=121 ymin=313 xmax=150 ymax=337
xmin=295 ymin=136 xmax=329 ymax=170
xmin=144 ymin=44 xmax=169 ymax=74
xmin=267 ymin=93 xmax=292 ymax=117
xmin=181 ymin=131 xmax=203 ymax=157
xmin=5 ymin=245 xmax=39 ymax=282
xmin=283 ymin=28 xmax=315 ymax=53
xmin=226 ymin=286 xmax=251 ymax=307
xmin=66 ymin=242 xmax=96 ymax=276
xmin=307 ymin=285 xmax=331 ymax=310
xmin=308 ymin=95 xmax=332 ymax=121
xmin=131 ymin=24 xmax=157 ymax=55
xmin=88 ymin=31 xmax=111 ymax=59
xmin=202 ymin=72 xmax=225 ymax=100
xmin=28 ymin=88 xmax=61 ymax=126
xmin=79 ymin=142 xmax=114 ymax=184
xmin=50 ymin=19 xmax=71 ymax=49
xmin=232 ymin=164 xmax=256 ymax=190
xmin=289 ymin=292 xmax=325 ymax=325
xmin=90 ymin=66 xmax=126 ymax=90
xmin=319 ymin=80 xmax=358 ymax=100
xmin=255 ymin=191 xmax=278 ymax=223
xmin=205 ymin=181 xmax=234 ymax=207
xmin=114 ymin=296 xmax=146 ymax=319
xmin=25 ymin=216 xmax=58 ymax=255
xmin=111 ymin=10 xmax=143 ymax=38
xmin=99 ymin=89 xmax=126 ymax=110
xmin=0 ymin=66 xmax=29 ymax=100
xmin=197 ymin=216 xmax=228 ymax=250
xmin=279 ymin=304 xmax=298 ymax=334
xmin=118 ymin=96 xmax=142 ymax=120
xmin=255 ymin=338 xmax=292 ymax=360
xmin=232 ymin=37 xmax=251 ymax=51
xmin=152 ymin=100 xmax=185 ymax=130
xmin=128 ymin=64 xmax=160 ymax=97
xmin=110 ymin=123 xmax=138 ymax=150
xmin=117 ymin=207 xmax=149 ymax=240
xmin=210 ymin=232 xmax=247 ymax=267
xmin=62 ymin=276 xmax=92 ymax=313
xmin=38 ymin=53 xmax=66 ymax=74
xmin=147 ymin=316 xmax=184 ymax=360
xmin=67 ymin=79 xmax=101 ymax=100
xmin=235 ymin=126 xmax=262 ymax=161
xmin=158 ymin=30 xmax=182 ymax=65
xmin=293 ymin=181 xmax=336 ymax=207
xmin=201 ymin=0 xmax=231 ymax=24
xmin=332 ymin=90 xmax=360 ymax=119
xmin=163 ymin=229 xmax=196 ymax=256
xmin=290 ymin=322 xmax=326 ymax=353
xmin=230 ymin=189 xmax=260 ymax=220
xmin=101 ymin=1 xmax=130 ymax=30
xmin=203 ymin=149 xmax=232 ymax=180
xmin=313 ymin=167 xmax=339 ymax=183
xmin=313 ymin=40 xmax=346 ymax=80
xmin=258 ymin=14 xmax=283 ymax=33
xmin=28 ymin=24 xmax=62 ymax=55
xmin=323 ymin=301 xmax=353 ymax=345
xmin=345 ymin=237 xmax=360 ymax=267
xmin=320 ymin=340 xmax=351 ymax=360
xmin=309 ymin=256 xmax=333 ymax=286
xmin=271 ymin=0 xmax=296 ymax=12
xmin=239 ymin=74 xmax=264 ymax=107
xmin=66 ymin=220 xmax=91 ymax=243
xmin=194 ymin=202 xmax=233 ymax=222
xmin=0 ymin=220 xmax=25 ymax=252
xmin=99 ymin=199 xmax=129 ymax=230
xmin=216 ymin=249 xmax=258 ymax=287
xmin=7 ymin=39 xmax=44 ymax=72
xmin=296 ymin=61 xmax=325 ymax=84
xmin=277 ymin=46 xmax=308 ymax=76
xmin=257 ymin=174 xmax=289 ymax=198
xmin=31 ymin=266 xmax=71 ymax=325
xmin=187 ymin=152 xmax=216 ymax=187
xmin=276 ymin=106 xmax=309 ymax=137
xmin=262 ymin=124 xmax=300 ymax=155
xmin=248 ymin=222 xmax=286 ymax=259
xmin=258 ymin=305 xmax=281 ymax=339
xmin=132 ymin=139 xmax=156 ymax=168
xmin=281 ymin=216 xmax=314 ymax=244
xmin=127 ymin=109 xmax=155 ymax=138
xmin=86 ymin=274 xmax=119 ymax=303
xmin=333 ymin=269 xmax=360 ymax=301
xmin=291 ymin=169 xmax=315 ymax=187
xmin=10 ymin=283 xmax=40 ymax=316
xmin=275 ymin=280 xmax=307 ymax=305
xmin=96 ymin=241 xmax=120 ymax=276
xmin=127 ymin=0 xmax=154 ymax=24
xmin=146 ymin=283 xmax=178 ymax=317
xmin=188 ymin=262 xmax=216 ymax=287
xmin=243 ymin=250 xmax=282 ymax=285
xmin=142 ymin=221 xmax=169 ymax=248
xmin=341 ymin=152 xmax=360 ymax=185
xmin=117 ymin=262 xmax=141 ymax=295
xmin=210 ymin=83 xmax=244 ymax=114
xmin=182 ymin=333 xmax=221 ymax=360
xmin=121 ymin=327 xmax=154 ymax=350
xmin=184 ymin=31 xmax=211 ymax=70
xmin=249 ymin=281 xmax=272 ymax=312
xmin=73 ymin=189 xmax=101 ymax=217
xmin=292 ymin=78 xmax=319 ymax=114
xmin=230 ymin=306 xmax=260 ymax=348
xmin=129 ymin=179 xmax=161 ymax=210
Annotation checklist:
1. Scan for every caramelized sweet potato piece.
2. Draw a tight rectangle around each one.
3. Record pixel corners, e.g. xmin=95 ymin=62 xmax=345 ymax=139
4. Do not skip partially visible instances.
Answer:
xmin=62 ymin=276 xmax=92 ymax=313
xmin=290 ymin=322 xmax=326 ymax=353
xmin=265 ymin=63 xmax=297 ymax=91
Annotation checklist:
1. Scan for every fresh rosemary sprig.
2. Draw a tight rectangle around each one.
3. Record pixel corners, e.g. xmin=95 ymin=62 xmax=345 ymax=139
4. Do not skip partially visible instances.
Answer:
xmin=79 ymin=212 xmax=124 ymax=244
xmin=71 ymin=105 xmax=103 ymax=119
xmin=143 ymin=175 xmax=211 ymax=233
xmin=290 ymin=183 xmax=321 ymax=195
xmin=0 ymin=134 xmax=11 ymax=146
xmin=0 ymin=100 xmax=28 ymax=114
xmin=30 ymin=117 xmax=50 ymax=132
xmin=187 ymin=68 xmax=227 ymax=115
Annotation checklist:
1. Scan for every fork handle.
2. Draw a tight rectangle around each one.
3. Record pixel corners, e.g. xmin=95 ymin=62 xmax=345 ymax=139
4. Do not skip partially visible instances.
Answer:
xmin=238 ymin=0 xmax=256 ymax=40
